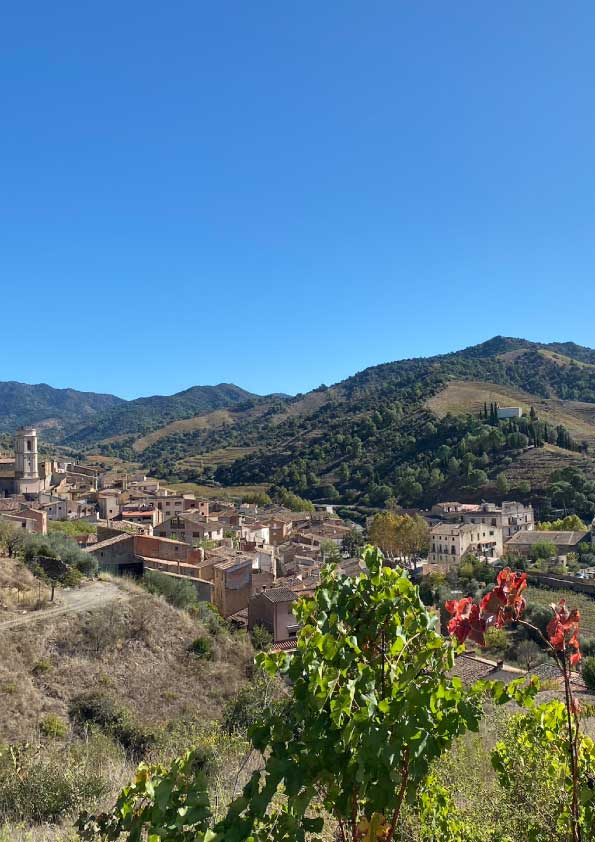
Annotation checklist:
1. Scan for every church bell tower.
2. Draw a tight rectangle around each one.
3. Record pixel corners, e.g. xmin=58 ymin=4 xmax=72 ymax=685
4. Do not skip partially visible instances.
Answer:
xmin=15 ymin=427 xmax=39 ymax=481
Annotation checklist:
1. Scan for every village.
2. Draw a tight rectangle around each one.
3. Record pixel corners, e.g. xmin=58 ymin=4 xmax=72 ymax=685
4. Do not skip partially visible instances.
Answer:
xmin=2 ymin=425 xmax=595 ymax=659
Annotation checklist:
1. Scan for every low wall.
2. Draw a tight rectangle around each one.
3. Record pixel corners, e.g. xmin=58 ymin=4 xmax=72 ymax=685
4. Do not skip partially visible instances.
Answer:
xmin=527 ymin=571 xmax=595 ymax=596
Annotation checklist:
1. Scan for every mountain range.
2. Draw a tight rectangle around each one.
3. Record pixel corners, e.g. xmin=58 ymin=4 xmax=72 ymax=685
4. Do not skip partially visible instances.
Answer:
xmin=4 ymin=337 xmax=595 ymax=515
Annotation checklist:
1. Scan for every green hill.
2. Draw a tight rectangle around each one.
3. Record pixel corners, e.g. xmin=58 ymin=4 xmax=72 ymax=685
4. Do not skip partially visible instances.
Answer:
xmin=121 ymin=336 xmax=595 ymax=518
xmin=63 ymin=383 xmax=261 ymax=445
xmin=8 ymin=337 xmax=595 ymax=517
xmin=0 ymin=381 xmax=124 ymax=438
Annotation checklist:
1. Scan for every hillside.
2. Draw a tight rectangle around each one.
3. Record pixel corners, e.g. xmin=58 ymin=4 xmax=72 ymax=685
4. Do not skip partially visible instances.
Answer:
xmin=9 ymin=337 xmax=595 ymax=516
xmin=0 ymin=574 xmax=251 ymax=743
xmin=62 ymin=383 xmax=261 ymax=445
xmin=109 ymin=336 xmax=595 ymax=517
xmin=0 ymin=562 xmax=256 ymax=841
xmin=0 ymin=379 xmax=263 ymax=447
xmin=0 ymin=381 xmax=124 ymax=438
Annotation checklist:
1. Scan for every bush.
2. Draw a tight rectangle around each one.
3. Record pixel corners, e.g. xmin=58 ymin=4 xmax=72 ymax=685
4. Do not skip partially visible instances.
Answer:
xmin=0 ymin=741 xmax=108 ymax=823
xmin=582 ymin=656 xmax=595 ymax=691
xmin=143 ymin=570 xmax=198 ymax=610
xmin=484 ymin=627 xmax=508 ymax=654
xmin=250 ymin=624 xmax=273 ymax=651
xmin=222 ymin=670 xmax=284 ymax=735
xmin=188 ymin=635 xmax=213 ymax=660
xmin=39 ymin=713 xmax=68 ymax=739
xmin=31 ymin=659 xmax=52 ymax=676
xmin=23 ymin=531 xmax=98 ymax=578
xmin=190 ymin=601 xmax=227 ymax=635
xmin=69 ymin=691 xmax=156 ymax=757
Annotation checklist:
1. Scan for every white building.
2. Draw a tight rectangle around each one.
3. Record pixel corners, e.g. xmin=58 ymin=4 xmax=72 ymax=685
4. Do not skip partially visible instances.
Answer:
xmin=497 ymin=407 xmax=523 ymax=420
xmin=428 ymin=522 xmax=503 ymax=567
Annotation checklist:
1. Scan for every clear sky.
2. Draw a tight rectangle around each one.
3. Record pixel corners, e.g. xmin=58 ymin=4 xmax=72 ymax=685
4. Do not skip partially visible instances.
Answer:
xmin=2 ymin=2 xmax=595 ymax=399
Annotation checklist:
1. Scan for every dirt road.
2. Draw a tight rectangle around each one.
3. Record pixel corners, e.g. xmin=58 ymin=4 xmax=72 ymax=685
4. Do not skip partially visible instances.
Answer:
xmin=0 ymin=580 xmax=126 ymax=632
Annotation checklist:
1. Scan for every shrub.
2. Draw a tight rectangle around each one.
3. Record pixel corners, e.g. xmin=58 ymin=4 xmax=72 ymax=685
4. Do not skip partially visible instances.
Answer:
xmin=484 ymin=627 xmax=508 ymax=654
xmin=582 ymin=656 xmax=595 ymax=692
xmin=190 ymin=600 xmax=227 ymax=635
xmin=31 ymin=659 xmax=52 ymax=676
xmin=69 ymin=691 xmax=156 ymax=757
xmin=0 ymin=742 xmax=108 ymax=823
xmin=39 ymin=713 xmax=68 ymax=739
xmin=188 ymin=635 xmax=213 ymax=660
xmin=250 ymin=624 xmax=272 ymax=651
xmin=222 ymin=670 xmax=284 ymax=735
xmin=23 ymin=531 xmax=98 ymax=578
xmin=143 ymin=570 xmax=198 ymax=610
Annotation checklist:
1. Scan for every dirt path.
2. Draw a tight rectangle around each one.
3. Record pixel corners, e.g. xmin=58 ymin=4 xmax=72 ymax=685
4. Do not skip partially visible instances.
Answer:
xmin=0 ymin=580 xmax=126 ymax=632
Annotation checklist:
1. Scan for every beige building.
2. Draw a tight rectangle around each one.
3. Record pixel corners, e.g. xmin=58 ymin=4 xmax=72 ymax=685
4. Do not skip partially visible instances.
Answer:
xmin=155 ymin=513 xmax=223 ymax=546
xmin=119 ymin=505 xmax=162 ymax=529
xmin=505 ymin=530 xmax=590 ymax=557
xmin=461 ymin=501 xmax=534 ymax=540
xmin=0 ymin=507 xmax=47 ymax=534
xmin=428 ymin=522 xmax=503 ymax=566
xmin=213 ymin=557 xmax=252 ymax=617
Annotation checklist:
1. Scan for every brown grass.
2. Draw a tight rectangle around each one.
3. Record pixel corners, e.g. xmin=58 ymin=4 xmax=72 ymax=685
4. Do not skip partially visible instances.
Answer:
xmin=428 ymin=380 xmax=595 ymax=446
xmin=165 ymin=482 xmax=269 ymax=499
xmin=0 ymin=558 xmax=52 ymax=617
xmin=132 ymin=409 xmax=237 ymax=452
xmin=0 ymin=576 xmax=253 ymax=744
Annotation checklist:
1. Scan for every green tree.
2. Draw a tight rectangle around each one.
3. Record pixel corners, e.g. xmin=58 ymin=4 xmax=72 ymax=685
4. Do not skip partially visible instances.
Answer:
xmin=83 ymin=548 xmax=530 ymax=841
xmin=496 ymin=473 xmax=510 ymax=494
xmin=537 ymin=515 xmax=587 ymax=532
xmin=0 ymin=521 xmax=25 ymax=558
xmin=341 ymin=527 xmax=365 ymax=557
xmin=250 ymin=624 xmax=273 ymax=652
xmin=529 ymin=540 xmax=558 ymax=563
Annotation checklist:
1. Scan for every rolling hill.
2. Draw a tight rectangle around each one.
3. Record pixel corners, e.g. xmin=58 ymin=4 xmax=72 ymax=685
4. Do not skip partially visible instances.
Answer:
xmin=0 ymin=380 xmax=262 ymax=445
xmin=63 ymin=383 xmax=260 ymax=445
xmin=95 ymin=336 xmax=595 ymax=518
xmin=0 ymin=381 xmax=125 ymax=438
xmin=8 ymin=337 xmax=595 ymax=518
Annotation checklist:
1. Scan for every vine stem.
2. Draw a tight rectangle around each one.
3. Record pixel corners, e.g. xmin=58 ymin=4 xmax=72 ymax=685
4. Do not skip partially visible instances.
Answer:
xmin=386 ymin=747 xmax=410 ymax=842
xmin=518 ymin=619 xmax=581 ymax=842
xmin=561 ymin=654 xmax=581 ymax=842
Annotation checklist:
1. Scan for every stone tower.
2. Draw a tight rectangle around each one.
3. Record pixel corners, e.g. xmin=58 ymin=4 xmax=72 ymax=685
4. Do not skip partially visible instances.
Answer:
xmin=15 ymin=426 xmax=39 ymax=481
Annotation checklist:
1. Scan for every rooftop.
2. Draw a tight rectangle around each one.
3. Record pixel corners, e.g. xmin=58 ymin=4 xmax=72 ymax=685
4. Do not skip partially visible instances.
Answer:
xmin=506 ymin=530 xmax=590 ymax=546
xmin=260 ymin=586 xmax=297 ymax=604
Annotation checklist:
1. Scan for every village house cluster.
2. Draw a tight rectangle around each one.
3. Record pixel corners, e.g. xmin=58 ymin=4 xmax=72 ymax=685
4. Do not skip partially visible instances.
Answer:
xmin=0 ymin=427 xmax=362 ymax=650
xmin=3 ymin=425 xmax=595 ymax=652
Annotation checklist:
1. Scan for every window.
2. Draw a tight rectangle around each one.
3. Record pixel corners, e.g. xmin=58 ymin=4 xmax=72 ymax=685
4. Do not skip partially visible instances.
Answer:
xmin=27 ymin=441 xmax=31 ymax=451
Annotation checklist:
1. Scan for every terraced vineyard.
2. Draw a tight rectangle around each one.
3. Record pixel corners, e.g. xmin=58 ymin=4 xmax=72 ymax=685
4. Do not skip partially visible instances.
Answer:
xmin=528 ymin=584 xmax=595 ymax=638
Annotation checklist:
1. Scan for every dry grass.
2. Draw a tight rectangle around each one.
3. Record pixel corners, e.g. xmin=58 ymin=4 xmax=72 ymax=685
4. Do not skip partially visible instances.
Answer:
xmin=500 ymin=443 xmax=595 ymax=487
xmin=538 ymin=349 xmax=595 ymax=370
xmin=165 ymin=482 xmax=269 ymax=499
xmin=179 ymin=446 xmax=258 ymax=469
xmin=0 ymin=576 xmax=253 ymax=744
xmin=132 ymin=409 xmax=237 ymax=452
xmin=428 ymin=379 xmax=595 ymax=448
xmin=0 ymin=558 xmax=52 ymax=617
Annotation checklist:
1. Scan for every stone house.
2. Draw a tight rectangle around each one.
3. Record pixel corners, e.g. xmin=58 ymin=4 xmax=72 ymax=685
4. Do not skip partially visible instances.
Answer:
xmin=248 ymin=587 xmax=299 ymax=642
xmin=428 ymin=522 xmax=503 ymax=567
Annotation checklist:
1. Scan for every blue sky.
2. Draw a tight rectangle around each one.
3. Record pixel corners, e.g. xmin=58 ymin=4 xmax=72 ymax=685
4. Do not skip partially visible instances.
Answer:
xmin=2 ymin=2 xmax=595 ymax=399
